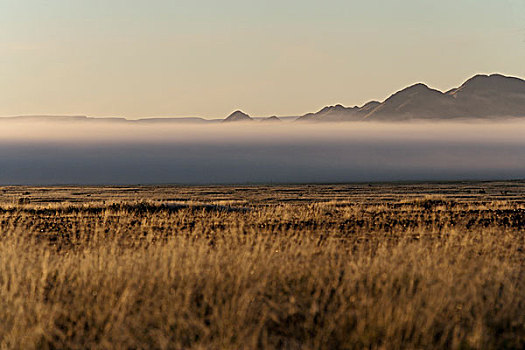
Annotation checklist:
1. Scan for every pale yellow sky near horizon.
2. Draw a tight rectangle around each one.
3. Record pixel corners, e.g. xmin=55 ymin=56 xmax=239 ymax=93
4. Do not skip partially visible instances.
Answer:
xmin=1 ymin=0 xmax=524 ymax=119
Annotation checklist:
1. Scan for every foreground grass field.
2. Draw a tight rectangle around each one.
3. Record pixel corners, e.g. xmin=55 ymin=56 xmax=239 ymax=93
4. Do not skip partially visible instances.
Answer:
xmin=0 ymin=182 xmax=524 ymax=349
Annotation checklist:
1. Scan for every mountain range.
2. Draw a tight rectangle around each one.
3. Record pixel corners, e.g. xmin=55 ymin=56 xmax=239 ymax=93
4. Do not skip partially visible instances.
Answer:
xmin=297 ymin=73 xmax=525 ymax=122
xmin=2 ymin=74 xmax=524 ymax=123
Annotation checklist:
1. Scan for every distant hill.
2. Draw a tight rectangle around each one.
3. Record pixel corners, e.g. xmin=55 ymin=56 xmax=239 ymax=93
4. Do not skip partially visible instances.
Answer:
xmin=222 ymin=110 xmax=253 ymax=123
xmin=297 ymin=74 xmax=525 ymax=122
xmin=260 ymin=116 xmax=282 ymax=123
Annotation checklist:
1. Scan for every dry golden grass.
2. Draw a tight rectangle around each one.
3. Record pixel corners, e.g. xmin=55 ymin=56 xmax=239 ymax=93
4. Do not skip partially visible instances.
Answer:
xmin=0 ymin=183 xmax=524 ymax=349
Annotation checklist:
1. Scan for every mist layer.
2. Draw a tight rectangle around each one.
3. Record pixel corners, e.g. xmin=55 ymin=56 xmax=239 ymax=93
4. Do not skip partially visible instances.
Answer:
xmin=0 ymin=121 xmax=524 ymax=184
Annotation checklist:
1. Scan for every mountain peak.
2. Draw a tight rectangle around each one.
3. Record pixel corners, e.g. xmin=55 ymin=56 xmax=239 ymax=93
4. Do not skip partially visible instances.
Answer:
xmin=382 ymin=83 xmax=443 ymax=104
xmin=223 ymin=110 xmax=253 ymax=122
xmin=362 ymin=100 xmax=380 ymax=107
xmin=261 ymin=116 xmax=282 ymax=122
xmin=360 ymin=100 xmax=381 ymax=109
xmin=461 ymin=74 xmax=497 ymax=87
xmin=230 ymin=110 xmax=249 ymax=117
xmin=449 ymin=73 xmax=525 ymax=96
xmin=318 ymin=104 xmax=350 ymax=114
xmin=400 ymin=83 xmax=433 ymax=93
xmin=362 ymin=82 xmax=454 ymax=120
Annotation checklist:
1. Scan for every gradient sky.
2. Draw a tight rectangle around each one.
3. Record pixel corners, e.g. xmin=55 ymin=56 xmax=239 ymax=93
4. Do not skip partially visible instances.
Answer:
xmin=1 ymin=0 xmax=524 ymax=119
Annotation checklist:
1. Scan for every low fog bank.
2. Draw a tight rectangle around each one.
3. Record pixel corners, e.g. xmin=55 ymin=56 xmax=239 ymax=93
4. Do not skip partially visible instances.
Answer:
xmin=0 ymin=121 xmax=524 ymax=184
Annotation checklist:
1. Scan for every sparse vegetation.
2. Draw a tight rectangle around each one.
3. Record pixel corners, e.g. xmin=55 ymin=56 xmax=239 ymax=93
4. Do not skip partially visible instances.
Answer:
xmin=0 ymin=183 xmax=524 ymax=349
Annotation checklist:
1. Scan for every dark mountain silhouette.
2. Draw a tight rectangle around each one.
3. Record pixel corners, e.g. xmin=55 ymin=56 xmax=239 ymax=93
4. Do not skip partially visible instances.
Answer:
xmin=297 ymin=74 xmax=525 ymax=122
xmin=298 ymin=100 xmax=383 ymax=122
xmin=445 ymin=74 xmax=525 ymax=118
xmin=260 ymin=116 xmax=282 ymax=122
xmin=222 ymin=110 xmax=253 ymax=123
xmin=360 ymin=101 xmax=381 ymax=113
xmin=362 ymin=83 xmax=459 ymax=121
xmin=299 ymin=104 xmax=362 ymax=122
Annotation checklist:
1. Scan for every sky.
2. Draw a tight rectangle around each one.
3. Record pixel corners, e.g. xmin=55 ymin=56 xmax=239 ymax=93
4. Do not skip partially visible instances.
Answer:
xmin=1 ymin=0 xmax=524 ymax=119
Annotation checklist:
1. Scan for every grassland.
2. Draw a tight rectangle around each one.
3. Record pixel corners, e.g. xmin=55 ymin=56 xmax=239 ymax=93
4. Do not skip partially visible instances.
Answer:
xmin=0 ymin=182 xmax=524 ymax=349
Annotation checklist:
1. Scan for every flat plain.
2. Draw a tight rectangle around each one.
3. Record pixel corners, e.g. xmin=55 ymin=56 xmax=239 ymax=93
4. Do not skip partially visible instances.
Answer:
xmin=0 ymin=182 xmax=524 ymax=349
